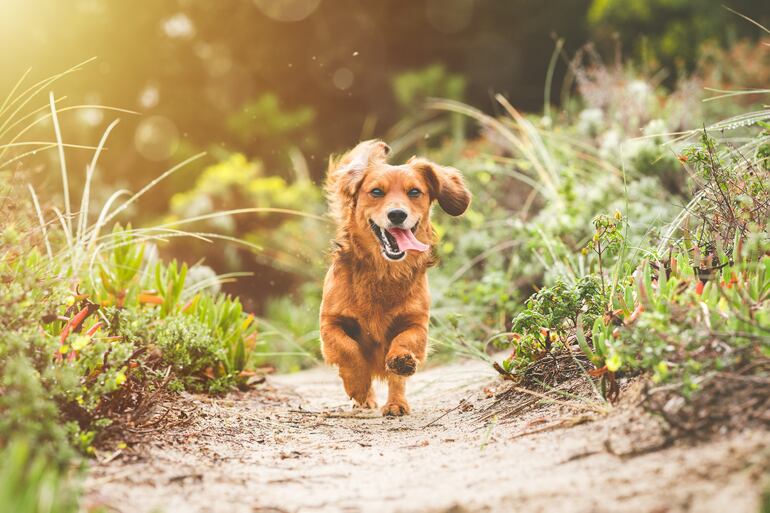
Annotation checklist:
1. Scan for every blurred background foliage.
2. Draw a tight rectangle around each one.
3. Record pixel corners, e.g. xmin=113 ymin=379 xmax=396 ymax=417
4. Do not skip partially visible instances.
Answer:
xmin=2 ymin=3 xmax=769 ymax=509
xmin=0 ymin=0 xmax=768 ymax=370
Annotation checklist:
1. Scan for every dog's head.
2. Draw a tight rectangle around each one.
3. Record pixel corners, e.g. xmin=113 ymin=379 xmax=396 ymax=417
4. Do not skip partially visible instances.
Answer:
xmin=327 ymin=140 xmax=471 ymax=262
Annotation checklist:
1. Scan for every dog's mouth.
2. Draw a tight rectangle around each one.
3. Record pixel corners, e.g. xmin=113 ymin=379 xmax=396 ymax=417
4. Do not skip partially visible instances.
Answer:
xmin=369 ymin=220 xmax=430 ymax=261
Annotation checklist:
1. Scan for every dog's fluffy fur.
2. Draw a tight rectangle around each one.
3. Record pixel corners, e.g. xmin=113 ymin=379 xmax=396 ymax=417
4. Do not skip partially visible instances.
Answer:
xmin=320 ymin=140 xmax=471 ymax=416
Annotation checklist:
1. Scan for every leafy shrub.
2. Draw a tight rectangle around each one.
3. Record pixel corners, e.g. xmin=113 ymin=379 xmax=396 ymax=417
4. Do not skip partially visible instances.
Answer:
xmin=0 ymin=251 xmax=76 ymax=463
xmin=496 ymin=123 xmax=770 ymax=399
xmin=2 ymin=146 xmax=265 ymax=470
xmin=503 ymin=276 xmax=605 ymax=373
xmin=588 ymin=0 xmax=767 ymax=67
xmin=427 ymin=59 xmax=687 ymax=350
xmin=167 ymin=152 xmax=330 ymax=291
xmin=227 ymin=93 xmax=315 ymax=147
xmin=1 ymin=223 xmax=263 ymax=461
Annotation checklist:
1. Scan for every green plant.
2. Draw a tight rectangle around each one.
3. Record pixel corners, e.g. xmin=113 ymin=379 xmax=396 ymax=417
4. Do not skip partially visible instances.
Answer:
xmin=92 ymin=224 xmax=145 ymax=307
xmin=152 ymin=259 xmax=188 ymax=318
xmin=583 ymin=211 xmax=626 ymax=297
xmin=588 ymin=0 xmax=767 ymax=68
xmin=167 ymin=152 xmax=329 ymax=280
xmin=0 ymin=65 xmax=281 ymax=470
xmin=0 ymin=438 xmax=80 ymax=513
xmin=188 ymin=293 xmax=259 ymax=380
xmin=226 ymin=93 xmax=315 ymax=148
xmin=503 ymin=276 xmax=605 ymax=374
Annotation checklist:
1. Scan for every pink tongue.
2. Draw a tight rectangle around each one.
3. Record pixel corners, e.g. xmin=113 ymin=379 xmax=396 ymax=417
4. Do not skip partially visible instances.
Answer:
xmin=387 ymin=228 xmax=430 ymax=252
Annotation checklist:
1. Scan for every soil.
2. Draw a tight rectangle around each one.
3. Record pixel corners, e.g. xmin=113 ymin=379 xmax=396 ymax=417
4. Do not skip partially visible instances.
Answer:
xmin=84 ymin=359 xmax=770 ymax=513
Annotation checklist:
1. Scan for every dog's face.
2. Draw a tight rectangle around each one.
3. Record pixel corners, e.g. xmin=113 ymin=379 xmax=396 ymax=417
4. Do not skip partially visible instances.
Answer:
xmin=331 ymin=140 xmax=471 ymax=263
xmin=358 ymin=164 xmax=434 ymax=261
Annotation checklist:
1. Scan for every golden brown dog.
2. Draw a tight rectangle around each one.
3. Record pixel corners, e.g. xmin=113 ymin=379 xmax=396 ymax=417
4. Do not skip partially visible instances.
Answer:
xmin=320 ymin=140 xmax=471 ymax=416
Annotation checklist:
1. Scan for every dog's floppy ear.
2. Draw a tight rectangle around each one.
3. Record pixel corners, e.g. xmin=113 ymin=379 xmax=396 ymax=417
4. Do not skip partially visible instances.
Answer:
xmin=412 ymin=158 xmax=471 ymax=216
xmin=333 ymin=140 xmax=390 ymax=198
xmin=325 ymin=140 xmax=391 ymax=220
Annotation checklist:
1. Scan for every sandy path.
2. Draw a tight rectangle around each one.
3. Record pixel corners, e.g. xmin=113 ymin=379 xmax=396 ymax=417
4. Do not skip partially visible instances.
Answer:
xmin=85 ymin=360 xmax=770 ymax=513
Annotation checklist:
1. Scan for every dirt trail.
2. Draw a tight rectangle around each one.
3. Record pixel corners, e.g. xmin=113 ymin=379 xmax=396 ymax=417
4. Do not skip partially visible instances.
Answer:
xmin=85 ymin=359 xmax=769 ymax=513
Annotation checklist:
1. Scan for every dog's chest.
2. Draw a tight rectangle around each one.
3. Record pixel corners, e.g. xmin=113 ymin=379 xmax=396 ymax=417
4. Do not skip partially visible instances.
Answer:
xmin=349 ymin=293 xmax=400 ymax=343
xmin=347 ymin=279 xmax=425 ymax=345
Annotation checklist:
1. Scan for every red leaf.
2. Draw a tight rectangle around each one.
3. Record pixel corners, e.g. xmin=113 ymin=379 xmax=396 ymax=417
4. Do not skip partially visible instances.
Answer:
xmin=588 ymin=366 xmax=607 ymax=377
xmin=86 ymin=322 xmax=104 ymax=337
xmin=60 ymin=305 xmax=93 ymax=344
xmin=138 ymin=293 xmax=163 ymax=305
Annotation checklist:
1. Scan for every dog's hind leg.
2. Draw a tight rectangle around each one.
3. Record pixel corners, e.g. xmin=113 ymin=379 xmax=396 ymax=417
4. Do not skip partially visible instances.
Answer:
xmin=356 ymin=385 xmax=378 ymax=410
xmin=320 ymin=322 xmax=376 ymax=407
xmin=339 ymin=363 xmax=376 ymax=408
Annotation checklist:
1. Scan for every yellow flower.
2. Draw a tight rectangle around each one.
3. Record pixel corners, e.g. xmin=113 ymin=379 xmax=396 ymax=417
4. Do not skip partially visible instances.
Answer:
xmin=115 ymin=370 xmax=127 ymax=386
xmin=606 ymin=352 xmax=622 ymax=372
xmin=71 ymin=335 xmax=89 ymax=351
xmin=717 ymin=297 xmax=729 ymax=314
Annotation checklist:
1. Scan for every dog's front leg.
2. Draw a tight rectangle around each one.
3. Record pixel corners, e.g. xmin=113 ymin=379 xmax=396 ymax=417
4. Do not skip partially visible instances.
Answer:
xmin=383 ymin=324 xmax=427 ymax=416
xmin=320 ymin=322 xmax=377 ymax=408
xmin=382 ymin=374 xmax=410 ymax=416
xmin=385 ymin=324 xmax=427 ymax=376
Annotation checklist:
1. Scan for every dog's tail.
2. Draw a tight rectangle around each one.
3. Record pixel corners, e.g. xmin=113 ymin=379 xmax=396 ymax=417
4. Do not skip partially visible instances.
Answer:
xmin=325 ymin=139 xmax=391 ymax=223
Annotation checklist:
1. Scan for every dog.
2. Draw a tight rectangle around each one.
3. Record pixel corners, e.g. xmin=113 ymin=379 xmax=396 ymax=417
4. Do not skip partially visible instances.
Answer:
xmin=319 ymin=140 xmax=471 ymax=416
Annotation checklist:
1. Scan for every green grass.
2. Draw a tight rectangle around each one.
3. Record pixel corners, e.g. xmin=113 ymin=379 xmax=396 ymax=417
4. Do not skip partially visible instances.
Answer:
xmin=0 ymin=64 xmax=325 ymax=504
xmin=1 ymin=35 xmax=769 ymax=510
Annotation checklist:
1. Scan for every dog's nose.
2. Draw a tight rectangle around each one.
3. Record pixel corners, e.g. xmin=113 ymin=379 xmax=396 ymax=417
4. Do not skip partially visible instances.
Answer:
xmin=387 ymin=209 xmax=408 ymax=225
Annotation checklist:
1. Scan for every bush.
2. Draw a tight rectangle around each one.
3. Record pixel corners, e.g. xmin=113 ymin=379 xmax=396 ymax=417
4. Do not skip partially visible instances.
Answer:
xmin=495 ymin=123 xmax=770 ymax=399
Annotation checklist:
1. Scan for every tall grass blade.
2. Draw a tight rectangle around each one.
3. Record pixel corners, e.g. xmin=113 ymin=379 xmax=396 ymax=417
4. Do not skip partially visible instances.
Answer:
xmin=102 ymin=152 xmax=207 ymax=226
xmin=49 ymin=92 xmax=71 ymax=235
xmin=723 ymin=6 xmax=770 ymax=35
xmin=27 ymin=184 xmax=53 ymax=260
xmin=0 ymin=68 xmax=31 ymax=116
xmin=543 ymin=38 xmax=564 ymax=122
xmin=78 ymin=119 xmax=120 ymax=245
xmin=0 ymin=103 xmax=137 ymax=158
xmin=0 ymin=57 xmax=96 ymax=133
xmin=88 ymin=189 xmax=130 ymax=251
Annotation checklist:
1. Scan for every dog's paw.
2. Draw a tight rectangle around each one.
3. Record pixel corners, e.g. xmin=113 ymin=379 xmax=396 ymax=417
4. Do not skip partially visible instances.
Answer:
xmin=382 ymin=400 xmax=411 ymax=417
xmin=354 ymin=389 xmax=378 ymax=409
xmin=386 ymin=353 xmax=417 ymax=376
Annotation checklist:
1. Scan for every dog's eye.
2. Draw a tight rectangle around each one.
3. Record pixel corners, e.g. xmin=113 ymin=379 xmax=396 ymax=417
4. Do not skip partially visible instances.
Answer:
xmin=407 ymin=188 xmax=422 ymax=198
xmin=370 ymin=188 xmax=385 ymax=198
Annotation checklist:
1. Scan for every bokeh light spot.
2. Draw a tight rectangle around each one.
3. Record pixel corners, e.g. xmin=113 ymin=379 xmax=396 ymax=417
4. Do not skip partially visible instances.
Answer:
xmin=139 ymin=84 xmax=160 ymax=109
xmin=332 ymin=67 xmax=354 ymax=90
xmin=162 ymin=13 xmax=195 ymax=39
xmin=254 ymin=0 xmax=321 ymax=22
xmin=78 ymin=92 xmax=103 ymax=126
xmin=134 ymin=115 xmax=180 ymax=161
